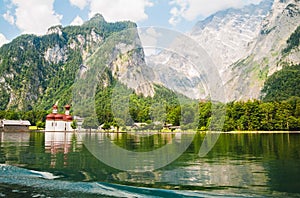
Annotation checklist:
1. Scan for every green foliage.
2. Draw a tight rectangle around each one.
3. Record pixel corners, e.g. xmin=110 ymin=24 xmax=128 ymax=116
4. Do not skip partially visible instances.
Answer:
xmin=102 ymin=122 xmax=111 ymax=131
xmin=92 ymin=67 xmax=198 ymax=130
xmin=197 ymin=102 xmax=212 ymax=131
xmin=0 ymin=110 xmax=48 ymax=126
xmin=71 ymin=120 xmax=77 ymax=129
xmin=82 ymin=116 xmax=98 ymax=129
xmin=283 ymin=26 xmax=300 ymax=54
xmin=261 ymin=64 xmax=300 ymax=102
xmin=36 ymin=121 xmax=45 ymax=129
xmin=0 ymin=88 xmax=9 ymax=110
xmin=0 ymin=14 xmax=136 ymax=111
xmin=197 ymin=99 xmax=300 ymax=132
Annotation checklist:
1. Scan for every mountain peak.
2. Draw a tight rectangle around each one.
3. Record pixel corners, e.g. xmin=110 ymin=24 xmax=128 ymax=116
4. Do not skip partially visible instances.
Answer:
xmin=83 ymin=14 xmax=107 ymax=27
xmin=90 ymin=13 xmax=106 ymax=22
xmin=192 ymin=0 xmax=273 ymax=33
xmin=47 ymin=25 xmax=63 ymax=36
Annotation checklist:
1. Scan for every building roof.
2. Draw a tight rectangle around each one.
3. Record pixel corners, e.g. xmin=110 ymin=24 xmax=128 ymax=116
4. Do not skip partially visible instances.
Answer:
xmin=1 ymin=120 xmax=31 ymax=126
xmin=46 ymin=113 xmax=73 ymax=121
xmin=46 ymin=104 xmax=73 ymax=121
xmin=54 ymin=114 xmax=64 ymax=120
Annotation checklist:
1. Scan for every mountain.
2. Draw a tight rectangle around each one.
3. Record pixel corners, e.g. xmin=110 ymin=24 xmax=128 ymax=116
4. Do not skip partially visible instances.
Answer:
xmin=191 ymin=0 xmax=273 ymax=73
xmin=0 ymin=14 xmax=190 ymax=128
xmin=147 ymin=0 xmax=273 ymax=100
xmin=226 ymin=0 xmax=300 ymax=101
xmin=149 ymin=0 xmax=300 ymax=102
xmin=0 ymin=14 xmax=139 ymax=111
xmin=1 ymin=0 xmax=299 ymax=114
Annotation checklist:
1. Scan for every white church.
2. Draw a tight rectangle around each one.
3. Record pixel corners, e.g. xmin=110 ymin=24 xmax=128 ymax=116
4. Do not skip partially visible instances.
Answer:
xmin=45 ymin=104 xmax=73 ymax=132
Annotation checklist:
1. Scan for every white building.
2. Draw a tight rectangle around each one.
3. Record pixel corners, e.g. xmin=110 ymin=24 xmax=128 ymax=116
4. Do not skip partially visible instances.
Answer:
xmin=0 ymin=120 xmax=31 ymax=132
xmin=45 ymin=104 xmax=73 ymax=132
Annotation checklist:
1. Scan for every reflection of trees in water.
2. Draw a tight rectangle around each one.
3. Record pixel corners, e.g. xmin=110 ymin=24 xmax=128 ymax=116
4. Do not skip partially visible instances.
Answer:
xmin=1 ymin=132 xmax=300 ymax=194
xmin=110 ymin=132 xmax=175 ymax=152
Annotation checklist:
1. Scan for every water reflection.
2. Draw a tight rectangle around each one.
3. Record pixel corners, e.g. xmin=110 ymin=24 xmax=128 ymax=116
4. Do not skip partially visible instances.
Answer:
xmin=78 ymin=132 xmax=193 ymax=172
xmin=45 ymin=132 xmax=81 ymax=167
xmin=45 ymin=132 xmax=76 ymax=154
xmin=0 ymin=131 xmax=300 ymax=197
xmin=0 ymin=132 xmax=30 ymax=144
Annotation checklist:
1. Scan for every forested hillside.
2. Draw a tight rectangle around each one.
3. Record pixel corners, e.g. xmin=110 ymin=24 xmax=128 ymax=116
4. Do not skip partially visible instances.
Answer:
xmin=283 ymin=26 xmax=300 ymax=54
xmin=197 ymin=99 xmax=300 ymax=131
xmin=261 ymin=64 xmax=300 ymax=102
xmin=0 ymin=14 xmax=136 ymax=111
xmin=0 ymin=14 xmax=199 ymax=129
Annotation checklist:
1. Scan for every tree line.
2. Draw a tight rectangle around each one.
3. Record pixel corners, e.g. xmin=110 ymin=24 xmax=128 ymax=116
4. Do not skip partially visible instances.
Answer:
xmin=1 ymin=97 xmax=300 ymax=132
xmin=0 ymin=110 xmax=48 ymax=128
xmin=206 ymin=98 xmax=300 ymax=131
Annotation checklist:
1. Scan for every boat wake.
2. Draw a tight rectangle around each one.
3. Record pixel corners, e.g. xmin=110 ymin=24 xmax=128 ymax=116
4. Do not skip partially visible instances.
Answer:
xmin=0 ymin=164 xmax=246 ymax=197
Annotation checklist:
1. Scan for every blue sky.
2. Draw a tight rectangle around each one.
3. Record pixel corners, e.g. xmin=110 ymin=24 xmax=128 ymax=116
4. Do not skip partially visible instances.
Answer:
xmin=0 ymin=0 xmax=264 ymax=46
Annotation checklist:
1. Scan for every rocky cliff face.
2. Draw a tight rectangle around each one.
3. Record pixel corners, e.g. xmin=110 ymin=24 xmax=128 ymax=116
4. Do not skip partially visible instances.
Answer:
xmin=226 ymin=0 xmax=300 ymax=101
xmin=145 ymin=46 xmax=207 ymax=100
xmin=190 ymin=0 xmax=273 ymax=73
xmin=146 ymin=1 xmax=273 ymax=100
xmin=149 ymin=0 xmax=300 ymax=101
xmin=0 ymin=14 xmax=140 ymax=110
xmin=108 ymin=43 xmax=154 ymax=97
xmin=75 ymin=27 xmax=155 ymax=101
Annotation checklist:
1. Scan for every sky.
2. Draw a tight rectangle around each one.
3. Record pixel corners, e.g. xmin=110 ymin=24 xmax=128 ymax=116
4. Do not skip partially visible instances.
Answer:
xmin=0 ymin=0 xmax=264 ymax=47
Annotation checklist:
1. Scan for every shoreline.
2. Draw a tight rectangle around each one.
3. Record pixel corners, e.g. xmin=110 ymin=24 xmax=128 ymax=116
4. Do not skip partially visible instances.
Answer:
xmin=219 ymin=131 xmax=300 ymax=134
xmin=16 ymin=130 xmax=300 ymax=134
xmin=0 ymin=130 xmax=300 ymax=134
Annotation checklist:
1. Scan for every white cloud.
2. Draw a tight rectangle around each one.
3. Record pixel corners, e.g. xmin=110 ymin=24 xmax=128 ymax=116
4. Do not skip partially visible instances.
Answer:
xmin=70 ymin=15 xmax=84 ymax=26
xmin=11 ymin=0 xmax=62 ymax=35
xmin=69 ymin=0 xmax=88 ymax=10
xmin=88 ymin=0 xmax=153 ymax=22
xmin=69 ymin=0 xmax=154 ymax=22
xmin=169 ymin=7 xmax=182 ymax=26
xmin=169 ymin=0 xmax=263 ymax=25
xmin=3 ymin=11 xmax=15 ymax=25
xmin=0 ymin=33 xmax=9 ymax=47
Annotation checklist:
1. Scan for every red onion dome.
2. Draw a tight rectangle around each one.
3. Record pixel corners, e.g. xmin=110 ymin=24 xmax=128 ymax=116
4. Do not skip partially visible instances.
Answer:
xmin=46 ymin=113 xmax=55 ymax=120
xmin=54 ymin=114 xmax=64 ymax=120
xmin=64 ymin=104 xmax=71 ymax=110
xmin=66 ymin=115 xmax=73 ymax=121
xmin=52 ymin=104 xmax=58 ymax=109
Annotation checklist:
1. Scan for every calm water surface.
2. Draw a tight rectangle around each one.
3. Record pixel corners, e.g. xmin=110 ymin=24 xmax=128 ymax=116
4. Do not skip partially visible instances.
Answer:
xmin=0 ymin=131 xmax=300 ymax=197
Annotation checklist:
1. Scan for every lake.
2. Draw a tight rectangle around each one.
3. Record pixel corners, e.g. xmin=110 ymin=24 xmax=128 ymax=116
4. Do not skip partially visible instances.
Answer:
xmin=0 ymin=131 xmax=300 ymax=197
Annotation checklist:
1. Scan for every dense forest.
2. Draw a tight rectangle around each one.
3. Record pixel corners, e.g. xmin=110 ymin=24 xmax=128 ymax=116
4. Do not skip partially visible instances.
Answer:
xmin=261 ymin=64 xmax=300 ymax=102
xmin=210 ymin=98 xmax=300 ymax=131
xmin=75 ymin=68 xmax=195 ymax=130
xmin=77 ymin=63 xmax=300 ymax=131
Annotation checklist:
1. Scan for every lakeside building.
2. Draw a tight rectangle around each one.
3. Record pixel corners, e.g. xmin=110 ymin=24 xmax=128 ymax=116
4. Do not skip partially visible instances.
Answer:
xmin=45 ymin=104 xmax=73 ymax=132
xmin=0 ymin=120 xmax=31 ymax=132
